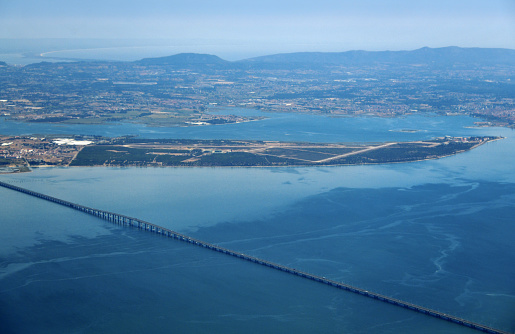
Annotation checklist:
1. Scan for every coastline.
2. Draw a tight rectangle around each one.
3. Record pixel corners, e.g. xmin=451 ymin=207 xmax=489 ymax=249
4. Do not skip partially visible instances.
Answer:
xmin=0 ymin=137 xmax=502 ymax=173
xmin=64 ymin=137 xmax=504 ymax=169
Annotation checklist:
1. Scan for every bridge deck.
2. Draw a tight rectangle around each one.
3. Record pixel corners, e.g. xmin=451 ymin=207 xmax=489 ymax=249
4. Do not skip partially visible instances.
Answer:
xmin=0 ymin=180 xmax=510 ymax=334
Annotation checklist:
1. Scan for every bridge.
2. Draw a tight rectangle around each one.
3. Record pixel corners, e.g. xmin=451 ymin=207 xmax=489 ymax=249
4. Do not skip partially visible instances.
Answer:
xmin=0 ymin=179 xmax=510 ymax=334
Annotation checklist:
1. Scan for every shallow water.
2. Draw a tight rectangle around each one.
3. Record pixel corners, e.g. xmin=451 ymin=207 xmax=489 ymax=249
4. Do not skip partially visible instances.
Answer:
xmin=0 ymin=112 xmax=514 ymax=333
xmin=0 ymin=109 xmax=490 ymax=142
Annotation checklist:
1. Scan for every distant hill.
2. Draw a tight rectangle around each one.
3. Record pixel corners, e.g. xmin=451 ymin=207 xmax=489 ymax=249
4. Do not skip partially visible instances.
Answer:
xmin=21 ymin=61 xmax=60 ymax=69
xmin=134 ymin=47 xmax=515 ymax=69
xmin=241 ymin=47 xmax=515 ymax=66
xmin=137 ymin=53 xmax=229 ymax=66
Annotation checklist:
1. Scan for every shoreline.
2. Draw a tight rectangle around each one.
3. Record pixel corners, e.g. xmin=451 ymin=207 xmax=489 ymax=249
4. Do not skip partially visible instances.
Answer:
xmin=6 ymin=115 xmax=514 ymax=130
xmin=1 ymin=136 xmax=497 ymax=173
xmin=68 ymin=137 xmax=502 ymax=169
xmin=3 ymin=105 xmax=514 ymax=130
xmin=0 ymin=137 xmax=503 ymax=174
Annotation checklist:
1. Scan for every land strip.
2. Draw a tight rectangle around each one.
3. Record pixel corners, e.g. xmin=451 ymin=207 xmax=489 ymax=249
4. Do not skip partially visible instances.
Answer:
xmin=69 ymin=136 xmax=500 ymax=168
xmin=1 ymin=135 xmax=500 ymax=171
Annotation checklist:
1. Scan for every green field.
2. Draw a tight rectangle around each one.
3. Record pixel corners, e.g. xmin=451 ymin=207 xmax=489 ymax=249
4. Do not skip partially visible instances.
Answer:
xmin=70 ymin=137 xmax=497 ymax=167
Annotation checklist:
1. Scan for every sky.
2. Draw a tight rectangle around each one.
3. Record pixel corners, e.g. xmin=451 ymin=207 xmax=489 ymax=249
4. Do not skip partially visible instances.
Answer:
xmin=0 ymin=0 xmax=514 ymax=58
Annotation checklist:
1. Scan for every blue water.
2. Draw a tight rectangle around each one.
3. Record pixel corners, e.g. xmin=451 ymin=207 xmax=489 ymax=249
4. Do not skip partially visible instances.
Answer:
xmin=1 ymin=112 xmax=514 ymax=333
xmin=0 ymin=109 xmax=490 ymax=142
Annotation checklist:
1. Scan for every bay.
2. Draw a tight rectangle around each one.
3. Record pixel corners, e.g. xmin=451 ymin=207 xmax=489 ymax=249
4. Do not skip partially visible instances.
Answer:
xmin=0 ymin=111 xmax=514 ymax=333
xmin=0 ymin=109 xmax=490 ymax=142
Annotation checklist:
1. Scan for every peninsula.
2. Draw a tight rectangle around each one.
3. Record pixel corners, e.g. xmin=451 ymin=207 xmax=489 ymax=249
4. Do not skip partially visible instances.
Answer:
xmin=1 ymin=135 xmax=500 ymax=171
xmin=66 ymin=136 xmax=499 ymax=167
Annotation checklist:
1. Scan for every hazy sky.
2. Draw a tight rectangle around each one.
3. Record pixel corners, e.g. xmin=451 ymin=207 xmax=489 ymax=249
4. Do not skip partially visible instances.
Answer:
xmin=1 ymin=0 xmax=514 ymax=55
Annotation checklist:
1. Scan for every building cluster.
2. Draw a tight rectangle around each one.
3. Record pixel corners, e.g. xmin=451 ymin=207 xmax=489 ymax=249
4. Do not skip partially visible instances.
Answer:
xmin=0 ymin=136 xmax=92 ymax=166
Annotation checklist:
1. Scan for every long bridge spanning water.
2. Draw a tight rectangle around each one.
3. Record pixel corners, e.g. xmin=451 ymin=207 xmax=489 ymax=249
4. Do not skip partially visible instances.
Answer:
xmin=0 ymin=180 xmax=510 ymax=334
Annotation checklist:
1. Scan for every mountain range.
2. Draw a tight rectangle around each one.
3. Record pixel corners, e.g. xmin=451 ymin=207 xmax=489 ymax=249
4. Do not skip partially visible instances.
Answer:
xmin=137 ymin=47 xmax=515 ymax=68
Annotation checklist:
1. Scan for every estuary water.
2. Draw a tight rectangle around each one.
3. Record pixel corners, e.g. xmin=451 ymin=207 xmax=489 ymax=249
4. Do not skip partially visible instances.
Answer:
xmin=0 ymin=108 xmax=487 ymax=142
xmin=0 ymin=111 xmax=514 ymax=333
